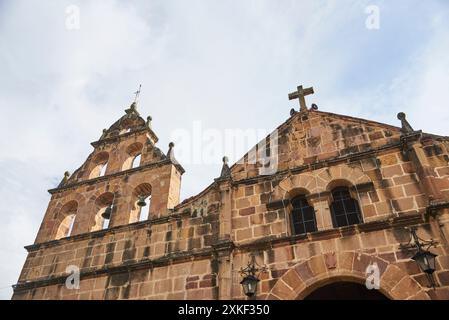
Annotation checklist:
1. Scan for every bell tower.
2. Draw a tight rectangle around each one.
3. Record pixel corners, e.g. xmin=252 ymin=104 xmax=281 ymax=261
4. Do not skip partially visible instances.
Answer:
xmin=33 ymin=99 xmax=184 ymax=244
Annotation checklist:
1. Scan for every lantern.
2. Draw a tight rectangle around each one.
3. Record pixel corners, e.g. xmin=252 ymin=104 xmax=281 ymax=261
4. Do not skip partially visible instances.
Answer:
xmin=403 ymin=228 xmax=438 ymax=288
xmin=239 ymin=253 xmax=267 ymax=298
xmin=412 ymin=250 xmax=437 ymax=275
xmin=240 ymin=275 xmax=260 ymax=298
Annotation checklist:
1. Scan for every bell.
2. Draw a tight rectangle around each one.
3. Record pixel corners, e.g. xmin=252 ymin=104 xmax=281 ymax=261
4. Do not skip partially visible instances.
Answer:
xmin=101 ymin=205 xmax=112 ymax=219
xmin=137 ymin=196 xmax=147 ymax=207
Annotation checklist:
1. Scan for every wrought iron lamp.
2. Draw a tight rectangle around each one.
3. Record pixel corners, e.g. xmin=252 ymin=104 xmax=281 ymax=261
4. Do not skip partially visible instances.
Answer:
xmin=239 ymin=253 xmax=267 ymax=298
xmin=402 ymin=228 xmax=438 ymax=288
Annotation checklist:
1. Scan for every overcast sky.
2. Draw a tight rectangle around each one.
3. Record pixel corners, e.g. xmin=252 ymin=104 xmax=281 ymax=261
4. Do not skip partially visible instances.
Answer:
xmin=0 ymin=0 xmax=448 ymax=299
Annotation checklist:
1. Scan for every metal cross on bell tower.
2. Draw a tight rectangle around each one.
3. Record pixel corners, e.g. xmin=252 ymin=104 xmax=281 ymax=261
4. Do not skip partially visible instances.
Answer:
xmin=133 ymin=84 xmax=142 ymax=103
xmin=288 ymin=85 xmax=314 ymax=112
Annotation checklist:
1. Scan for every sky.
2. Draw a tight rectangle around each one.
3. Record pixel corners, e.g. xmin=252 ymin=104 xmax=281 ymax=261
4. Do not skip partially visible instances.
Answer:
xmin=0 ymin=0 xmax=449 ymax=299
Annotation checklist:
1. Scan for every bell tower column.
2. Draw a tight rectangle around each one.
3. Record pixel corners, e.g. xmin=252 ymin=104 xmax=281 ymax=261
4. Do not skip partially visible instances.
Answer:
xmin=398 ymin=112 xmax=449 ymax=253
xmin=213 ymin=157 xmax=234 ymax=300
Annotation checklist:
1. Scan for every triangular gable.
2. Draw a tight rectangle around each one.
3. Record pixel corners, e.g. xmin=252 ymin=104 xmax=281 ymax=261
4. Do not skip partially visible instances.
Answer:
xmin=231 ymin=109 xmax=403 ymax=181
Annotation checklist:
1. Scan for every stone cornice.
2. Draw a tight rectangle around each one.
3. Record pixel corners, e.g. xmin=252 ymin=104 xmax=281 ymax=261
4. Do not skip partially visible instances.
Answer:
xmin=236 ymin=211 xmax=425 ymax=252
xmin=48 ymin=159 xmax=182 ymax=195
xmin=14 ymin=239 xmax=235 ymax=293
xmin=427 ymin=200 xmax=449 ymax=216
xmin=90 ymin=127 xmax=159 ymax=148
xmin=25 ymin=209 xmax=192 ymax=252
xmin=400 ymin=131 xmax=423 ymax=143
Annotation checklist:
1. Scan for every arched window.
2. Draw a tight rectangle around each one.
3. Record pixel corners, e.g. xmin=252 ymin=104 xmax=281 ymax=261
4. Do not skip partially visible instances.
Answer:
xmin=101 ymin=206 xmax=112 ymax=229
xmin=89 ymin=152 xmax=109 ymax=179
xmin=132 ymin=154 xmax=141 ymax=169
xmin=291 ymin=195 xmax=317 ymax=235
xmin=55 ymin=201 xmax=78 ymax=240
xmin=122 ymin=142 xmax=143 ymax=171
xmin=56 ymin=214 xmax=76 ymax=239
xmin=137 ymin=195 xmax=151 ymax=221
xmin=129 ymin=183 xmax=152 ymax=223
xmin=92 ymin=192 xmax=114 ymax=231
xmin=67 ymin=214 xmax=76 ymax=236
xmin=330 ymin=187 xmax=363 ymax=228
xmin=99 ymin=162 xmax=108 ymax=177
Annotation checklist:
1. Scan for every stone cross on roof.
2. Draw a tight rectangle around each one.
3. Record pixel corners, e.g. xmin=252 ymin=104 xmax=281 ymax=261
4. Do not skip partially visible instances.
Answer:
xmin=288 ymin=85 xmax=314 ymax=112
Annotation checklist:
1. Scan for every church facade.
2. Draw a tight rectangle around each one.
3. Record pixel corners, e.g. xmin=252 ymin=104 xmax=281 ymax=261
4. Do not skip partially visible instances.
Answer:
xmin=12 ymin=86 xmax=449 ymax=300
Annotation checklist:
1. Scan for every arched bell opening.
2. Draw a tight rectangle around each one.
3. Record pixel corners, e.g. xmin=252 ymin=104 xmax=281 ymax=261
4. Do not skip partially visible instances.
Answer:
xmin=92 ymin=192 xmax=115 ymax=231
xmin=129 ymin=183 xmax=152 ymax=223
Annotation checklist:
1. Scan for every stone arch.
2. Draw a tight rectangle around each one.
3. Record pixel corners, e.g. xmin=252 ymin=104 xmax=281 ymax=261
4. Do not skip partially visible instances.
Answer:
xmin=326 ymin=178 xmax=353 ymax=192
xmin=91 ymin=151 xmax=109 ymax=166
xmin=126 ymin=142 xmax=143 ymax=156
xmin=52 ymin=192 xmax=86 ymax=211
xmin=286 ymin=187 xmax=310 ymax=199
xmin=273 ymin=164 xmax=372 ymax=200
xmin=55 ymin=214 xmax=76 ymax=240
xmin=129 ymin=183 xmax=152 ymax=223
xmin=275 ymin=174 xmax=315 ymax=200
xmin=322 ymin=165 xmax=372 ymax=192
xmin=89 ymin=151 xmax=110 ymax=179
xmin=132 ymin=183 xmax=152 ymax=198
xmin=266 ymin=251 xmax=430 ymax=300
xmin=94 ymin=192 xmax=115 ymax=208
xmin=91 ymin=191 xmax=115 ymax=231
xmin=122 ymin=142 xmax=144 ymax=170
xmin=53 ymin=200 xmax=78 ymax=240
xmin=49 ymin=192 xmax=86 ymax=238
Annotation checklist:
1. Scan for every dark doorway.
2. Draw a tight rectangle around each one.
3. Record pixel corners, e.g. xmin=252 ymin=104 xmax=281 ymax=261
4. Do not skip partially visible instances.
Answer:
xmin=304 ymin=282 xmax=388 ymax=300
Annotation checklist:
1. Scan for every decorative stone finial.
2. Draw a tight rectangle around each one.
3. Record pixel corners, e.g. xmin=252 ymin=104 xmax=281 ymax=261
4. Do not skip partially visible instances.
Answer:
xmin=125 ymin=102 xmax=140 ymax=116
xmin=167 ymin=142 xmax=179 ymax=164
xmin=58 ymin=171 xmax=71 ymax=188
xmin=100 ymin=129 xmax=107 ymax=140
xmin=397 ymin=112 xmax=414 ymax=134
xmin=165 ymin=142 xmax=185 ymax=173
xmin=219 ymin=156 xmax=231 ymax=179
xmin=146 ymin=116 xmax=152 ymax=128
